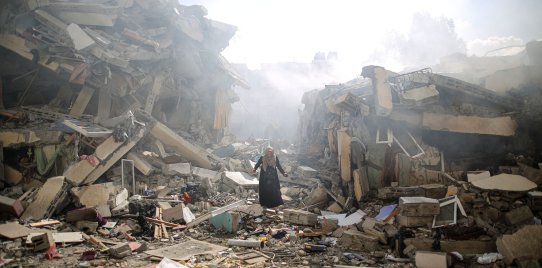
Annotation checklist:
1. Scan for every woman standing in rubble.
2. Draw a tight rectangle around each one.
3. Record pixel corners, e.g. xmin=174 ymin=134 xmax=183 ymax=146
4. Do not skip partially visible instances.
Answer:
xmin=253 ymin=147 xmax=288 ymax=208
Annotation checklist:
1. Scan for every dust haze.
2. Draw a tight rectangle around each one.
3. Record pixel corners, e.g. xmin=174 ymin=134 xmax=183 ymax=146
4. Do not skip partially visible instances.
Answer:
xmin=183 ymin=0 xmax=542 ymax=142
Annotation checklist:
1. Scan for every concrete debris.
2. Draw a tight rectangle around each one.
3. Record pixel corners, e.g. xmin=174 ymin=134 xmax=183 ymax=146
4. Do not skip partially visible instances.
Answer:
xmin=0 ymin=195 xmax=24 ymax=217
xmin=496 ymin=225 xmax=542 ymax=264
xmin=0 ymin=222 xmax=32 ymax=239
xmin=0 ymin=1 xmax=540 ymax=267
xmin=471 ymin=173 xmax=538 ymax=192
xmin=415 ymin=251 xmax=450 ymax=268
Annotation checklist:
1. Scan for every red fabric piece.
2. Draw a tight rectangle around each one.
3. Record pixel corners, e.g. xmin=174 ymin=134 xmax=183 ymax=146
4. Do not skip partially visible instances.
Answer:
xmin=46 ymin=244 xmax=60 ymax=260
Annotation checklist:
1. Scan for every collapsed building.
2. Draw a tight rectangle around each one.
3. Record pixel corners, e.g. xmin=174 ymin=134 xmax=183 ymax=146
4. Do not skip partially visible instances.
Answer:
xmin=1 ymin=0 xmax=542 ymax=267
xmin=296 ymin=41 xmax=542 ymax=266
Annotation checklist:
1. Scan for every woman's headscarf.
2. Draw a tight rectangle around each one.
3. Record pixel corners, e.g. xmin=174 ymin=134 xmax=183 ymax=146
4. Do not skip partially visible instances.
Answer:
xmin=262 ymin=146 xmax=276 ymax=172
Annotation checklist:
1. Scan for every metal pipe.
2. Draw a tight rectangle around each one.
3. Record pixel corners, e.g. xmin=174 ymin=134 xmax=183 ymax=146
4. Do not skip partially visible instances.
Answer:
xmin=227 ymin=239 xmax=263 ymax=249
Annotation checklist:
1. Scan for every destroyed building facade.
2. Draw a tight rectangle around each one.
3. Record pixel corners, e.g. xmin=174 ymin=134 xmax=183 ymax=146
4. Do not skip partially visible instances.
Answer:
xmin=1 ymin=0 xmax=542 ymax=267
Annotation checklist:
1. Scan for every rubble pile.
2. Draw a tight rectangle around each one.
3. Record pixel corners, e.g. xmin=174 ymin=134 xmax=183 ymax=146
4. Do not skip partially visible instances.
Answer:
xmin=1 ymin=0 xmax=542 ymax=267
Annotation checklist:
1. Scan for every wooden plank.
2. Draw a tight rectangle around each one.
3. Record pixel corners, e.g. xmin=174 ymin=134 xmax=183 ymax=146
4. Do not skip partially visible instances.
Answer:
xmin=153 ymin=208 xmax=161 ymax=240
xmin=70 ymin=86 xmax=95 ymax=116
xmin=29 ymin=220 xmax=61 ymax=227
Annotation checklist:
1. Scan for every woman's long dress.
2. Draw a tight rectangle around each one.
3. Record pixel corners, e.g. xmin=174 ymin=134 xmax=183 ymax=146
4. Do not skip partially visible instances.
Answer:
xmin=255 ymin=156 xmax=284 ymax=208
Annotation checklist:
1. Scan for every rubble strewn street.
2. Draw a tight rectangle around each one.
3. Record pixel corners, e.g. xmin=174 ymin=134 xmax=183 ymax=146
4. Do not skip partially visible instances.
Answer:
xmin=1 ymin=0 xmax=542 ymax=267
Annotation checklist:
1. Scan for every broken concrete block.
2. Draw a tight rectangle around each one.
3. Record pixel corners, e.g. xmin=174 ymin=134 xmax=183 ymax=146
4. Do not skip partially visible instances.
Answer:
xmin=472 ymin=174 xmax=537 ymax=192
xmin=422 ymin=113 xmax=516 ymax=136
xmin=337 ymin=128 xmax=352 ymax=182
xmin=326 ymin=202 xmax=343 ymax=213
xmin=420 ymin=184 xmax=447 ymax=199
xmin=21 ymin=176 xmax=68 ymax=221
xmin=340 ymin=229 xmax=380 ymax=251
xmin=4 ymin=165 xmax=23 ymax=186
xmin=0 ymin=195 xmax=24 ymax=217
xmin=415 ymin=251 xmax=450 ymax=268
xmin=70 ymin=182 xmax=116 ymax=208
xmin=66 ymin=207 xmax=98 ymax=222
xmin=514 ymin=257 xmax=542 ymax=268
xmin=164 ymin=162 xmax=191 ymax=177
xmin=192 ymin=167 xmax=220 ymax=181
xmin=0 ymin=222 xmax=32 ymax=239
xmin=497 ymin=225 xmax=542 ymax=264
xmin=151 ymin=121 xmax=213 ymax=169
xmin=66 ymin=23 xmax=95 ymax=51
xmin=111 ymin=200 xmax=129 ymax=216
xmin=223 ymin=171 xmax=258 ymax=189
xmin=303 ymin=186 xmax=328 ymax=206
xmin=399 ymin=84 xmax=439 ymax=106
xmin=527 ymin=191 xmax=542 ymax=211
xmin=75 ymin=220 xmax=99 ymax=234
xmin=109 ymin=243 xmax=131 ymax=259
xmin=111 ymin=188 xmax=128 ymax=208
xmin=397 ymin=215 xmax=433 ymax=228
xmin=84 ymin=128 xmax=147 ymax=185
xmin=362 ymin=66 xmax=393 ymax=116
xmin=127 ymin=152 xmax=153 ymax=176
xmin=63 ymin=159 xmax=100 ymax=186
xmin=95 ymin=204 xmax=111 ymax=218
xmin=210 ymin=211 xmax=240 ymax=233
xmin=30 ymin=232 xmax=54 ymax=252
xmin=504 ymin=206 xmax=533 ymax=225
xmin=467 ymin=170 xmax=491 ymax=182
xmin=405 ymin=238 xmax=496 ymax=255
xmin=283 ymin=209 xmax=318 ymax=226
xmin=297 ymin=166 xmax=317 ymax=178
xmin=162 ymin=204 xmax=184 ymax=222
xmin=399 ymin=197 xmax=440 ymax=217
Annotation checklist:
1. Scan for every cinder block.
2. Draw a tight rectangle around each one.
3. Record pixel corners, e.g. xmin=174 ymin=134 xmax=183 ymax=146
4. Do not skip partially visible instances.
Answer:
xmin=31 ymin=232 xmax=54 ymax=252
xmin=340 ymin=229 xmax=380 ymax=251
xmin=399 ymin=197 xmax=440 ymax=217
xmin=283 ymin=209 xmax=318 ymax=226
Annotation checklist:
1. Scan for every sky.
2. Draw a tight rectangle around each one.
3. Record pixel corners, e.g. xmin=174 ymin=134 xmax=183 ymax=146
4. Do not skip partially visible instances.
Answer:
xmin=181 ymin=0 xmax=542 ymax=70
xmin=179 ymin=0 xmax=542 ymax=140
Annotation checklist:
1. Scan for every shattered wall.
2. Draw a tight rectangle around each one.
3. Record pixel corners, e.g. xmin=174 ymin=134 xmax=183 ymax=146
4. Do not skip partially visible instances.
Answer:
xmin=299 ymin=41 xmax=542 ymax=194
xmin=0 ymin=0 xmax=247 ymax=147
